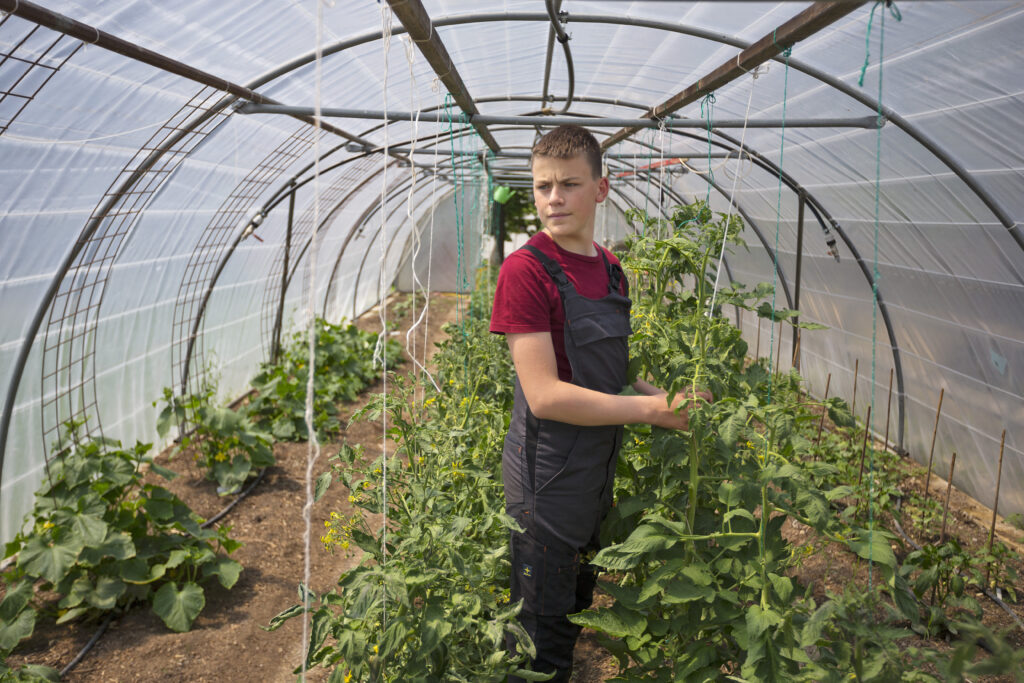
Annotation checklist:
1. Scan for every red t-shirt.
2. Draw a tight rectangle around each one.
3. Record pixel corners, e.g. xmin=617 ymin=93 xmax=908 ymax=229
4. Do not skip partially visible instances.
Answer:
xmin=490 ymin=231 xmax=628 ymax=382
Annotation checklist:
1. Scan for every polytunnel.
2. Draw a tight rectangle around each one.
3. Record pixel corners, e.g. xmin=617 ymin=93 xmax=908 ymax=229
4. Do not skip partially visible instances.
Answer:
xmin=1 ymin=0 xmax=1023 ymax=679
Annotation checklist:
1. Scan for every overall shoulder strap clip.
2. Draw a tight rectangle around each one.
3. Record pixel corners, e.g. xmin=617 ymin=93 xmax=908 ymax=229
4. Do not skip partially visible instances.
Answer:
xmin=522 ymin=245 xmax=573 ymax=291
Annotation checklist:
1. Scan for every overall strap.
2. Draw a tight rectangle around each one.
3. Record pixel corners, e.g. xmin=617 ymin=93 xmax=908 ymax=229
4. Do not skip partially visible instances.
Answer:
xmin=522 ymin=245 xmax=573 ymax=293
xmin=523 ymin=243 xmax=625 ymax=296
xmin=597 ymin=248 xmax=626 ymax=296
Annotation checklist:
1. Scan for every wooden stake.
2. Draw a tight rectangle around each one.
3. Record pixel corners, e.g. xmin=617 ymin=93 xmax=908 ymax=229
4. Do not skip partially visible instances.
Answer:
xmin=939 ymin=452 xmax=957 ymax=543
xmin=882 ymin=368 xmax=894 ymax=454
xmin=985 ymin=430 xmax=1007 ymax=588
xmin=921 ymin=388 xmax=945 ymax=531
xmin=851 ymin=358 xmax=860 ymax=422
xmin=815 ymin=372 xmax=832 ymax=446
xmin=857 ymin=405 xmax=873 ymax=487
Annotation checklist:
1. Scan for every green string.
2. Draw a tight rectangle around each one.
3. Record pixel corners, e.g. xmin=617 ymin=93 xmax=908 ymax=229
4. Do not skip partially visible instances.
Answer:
xmin=642 ymin=126 xmax=655 ymax=224
xmin=700 ymin=93 xmax=717 ymax=210
xmin=866 ymin=0 xmax=889 ymax=593
xmin=859 ymin=1 xmax=902 ymax=87
xmin=765 ymin=46 xmax=792 ymax=407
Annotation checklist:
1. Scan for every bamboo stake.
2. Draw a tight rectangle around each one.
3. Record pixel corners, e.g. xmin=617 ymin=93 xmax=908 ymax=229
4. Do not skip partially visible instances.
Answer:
xmin=848 ymin=358 xmax=860 ymax=448
xmin=851 ymin=358 xmax=860 ymax=419
xmin=921 ymin=388 xmax=945 ymax=531
xmin=815 ymin=372 xmax=832 ymax=446
xmin=939 ymin=452 xmax=957 ymax=543
xmin=857 ymin=405 xmax=873 ymax=487
xmin=882 ymin=367 xmax=894 ymax=454
xmin=985 ymin=430 xmax=1007 ymax=588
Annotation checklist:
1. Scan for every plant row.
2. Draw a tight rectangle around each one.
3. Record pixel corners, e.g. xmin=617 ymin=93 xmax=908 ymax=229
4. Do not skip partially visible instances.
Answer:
xmin=1 ymin=319 xmax=398 ymax=681
xmin=280 ymin=204 xmax=1022 ymax=682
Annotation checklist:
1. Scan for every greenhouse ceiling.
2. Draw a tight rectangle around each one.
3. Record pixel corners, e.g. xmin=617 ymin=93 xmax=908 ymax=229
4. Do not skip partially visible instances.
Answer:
xmin=0 ymin=0 xmax=1021 ymax=545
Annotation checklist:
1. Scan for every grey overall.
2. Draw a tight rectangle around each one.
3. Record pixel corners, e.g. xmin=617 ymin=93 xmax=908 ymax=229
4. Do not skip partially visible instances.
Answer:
xmin=503 ymin=245 xmax=631 ymax=681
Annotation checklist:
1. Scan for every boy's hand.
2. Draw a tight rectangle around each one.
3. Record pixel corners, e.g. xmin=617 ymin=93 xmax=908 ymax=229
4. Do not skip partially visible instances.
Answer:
xmin=648 ymin=387 xmax=713 ymax=430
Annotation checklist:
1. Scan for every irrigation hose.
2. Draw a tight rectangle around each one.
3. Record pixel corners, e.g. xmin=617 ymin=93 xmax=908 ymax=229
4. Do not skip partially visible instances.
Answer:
xmin=57 ymin=467 xmax=268 ymax=678
xmin=545 ymin=0 xmax=575 ymax=114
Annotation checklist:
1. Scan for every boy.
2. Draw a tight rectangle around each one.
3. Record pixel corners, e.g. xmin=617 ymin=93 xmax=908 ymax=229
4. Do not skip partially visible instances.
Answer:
xmin=490 ymin=125 xmax=710 ymax=681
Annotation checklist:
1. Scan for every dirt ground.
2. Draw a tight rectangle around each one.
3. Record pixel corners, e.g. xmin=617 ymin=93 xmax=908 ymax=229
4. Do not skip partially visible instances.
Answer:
xmin=6 ymin=291 xmax=1024 ymax=681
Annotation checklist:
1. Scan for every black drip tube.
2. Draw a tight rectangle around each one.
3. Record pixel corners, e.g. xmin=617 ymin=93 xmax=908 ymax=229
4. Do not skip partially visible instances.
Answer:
xmin=545 ymin=0 xmax=575 ymax=114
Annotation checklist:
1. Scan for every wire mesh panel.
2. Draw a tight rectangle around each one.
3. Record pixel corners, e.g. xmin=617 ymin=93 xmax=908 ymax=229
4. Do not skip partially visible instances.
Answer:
xmin=258 ymin=154 xmax=381 ymax=356
xmin=0 ymin=13 xmax=82 ymax=136
xmin=39 ymin=86 xmax=230 ymax=462
xmin=170 ymin=121 xmax=326 ymax=407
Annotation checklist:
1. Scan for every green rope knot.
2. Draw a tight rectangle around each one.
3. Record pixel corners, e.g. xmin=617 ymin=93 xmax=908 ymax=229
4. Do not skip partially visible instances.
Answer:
xmin=771 ymin=28 xmax=792 ymax=58
xmin=859 ymin=1 xmax=902 ymax=87
xmin=699 ymin=92 xmax=716 ymax=121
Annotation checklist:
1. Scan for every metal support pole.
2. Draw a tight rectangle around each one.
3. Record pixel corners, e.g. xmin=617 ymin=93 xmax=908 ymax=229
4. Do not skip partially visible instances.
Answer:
xmin=792 ymin=191 xmax=805 ymax=370
xmin=273 ymin=185 xmax=296 ymax=363
xmin=239 ymin=104 xmax=881 ymax=131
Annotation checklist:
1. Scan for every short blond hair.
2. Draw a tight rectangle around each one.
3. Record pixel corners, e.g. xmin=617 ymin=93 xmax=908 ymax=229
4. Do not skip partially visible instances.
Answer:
xmin=531 ymin=125 xmax=602 ymax=179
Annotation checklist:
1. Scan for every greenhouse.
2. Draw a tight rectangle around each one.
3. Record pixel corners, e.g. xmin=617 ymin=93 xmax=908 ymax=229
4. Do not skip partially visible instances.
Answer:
xmin=1 ymin=0 xmax=1022 ymax=680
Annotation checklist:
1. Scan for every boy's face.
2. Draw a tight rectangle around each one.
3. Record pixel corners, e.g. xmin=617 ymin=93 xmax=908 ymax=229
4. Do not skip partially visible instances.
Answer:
xmin=531 ymin=153 xmax=609 ymax=249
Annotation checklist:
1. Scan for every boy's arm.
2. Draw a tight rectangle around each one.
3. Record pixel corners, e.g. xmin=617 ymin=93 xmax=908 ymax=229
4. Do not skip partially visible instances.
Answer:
xmin=508 ymin=332 xmax=710 ymax=430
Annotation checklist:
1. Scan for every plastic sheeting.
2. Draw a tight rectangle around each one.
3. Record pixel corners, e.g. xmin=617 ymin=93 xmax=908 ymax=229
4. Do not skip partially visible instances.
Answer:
xmin=1 ymin=1 xmax=1023 ymax=543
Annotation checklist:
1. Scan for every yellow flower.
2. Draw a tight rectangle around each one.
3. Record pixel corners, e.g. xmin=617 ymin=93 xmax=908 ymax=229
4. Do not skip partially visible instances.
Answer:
xmin=42 ymin=521 xmax=55 ymax=530
xmin=348 ymin=495 xmax=357 ymax=503
xmin=324 ymin=520 xmax=331 ymax=527
xmin=344 ymin=672 xmax=353 ymax=683
xmin=373 ymin=645 xmax=379 ymax=654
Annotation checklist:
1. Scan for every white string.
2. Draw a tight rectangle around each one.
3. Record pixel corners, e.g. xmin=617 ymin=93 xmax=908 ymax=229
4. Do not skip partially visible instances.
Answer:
xmin=300 ymin=1 xmax=326 ymax=679
xmin=657 ymin=119 xmax=667 ymax=236
xmin=376 ymin=2 xmax=393 ymax=634
xmin=709 ymin=71 xmax=758 ymax=316
xmin=402 ymin=37 xmax=442 ymax=395
xmin=3 ymin=121 xmax=166 ymax=146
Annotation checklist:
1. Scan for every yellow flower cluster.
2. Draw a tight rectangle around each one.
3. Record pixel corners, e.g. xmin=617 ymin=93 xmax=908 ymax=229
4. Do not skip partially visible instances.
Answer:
xmin=321 ymin=509 xmax=362 ymax=551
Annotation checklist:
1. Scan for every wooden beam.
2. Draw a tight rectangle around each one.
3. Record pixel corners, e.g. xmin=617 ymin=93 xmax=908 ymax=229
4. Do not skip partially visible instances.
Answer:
xmin=602 ymin=1 xmax=867 ymax=149
xmin=386 ymin=0 xmax=501 ymax=153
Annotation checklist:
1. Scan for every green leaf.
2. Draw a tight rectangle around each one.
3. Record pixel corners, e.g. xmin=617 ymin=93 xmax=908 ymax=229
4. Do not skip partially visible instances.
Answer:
xmin=662 ymin=579 xmax=714 ymax=604
xmin=825 ymin=485 xmax=854 ymax=501
xmin=314 ymin=471 xmax=332 ymax=502
xmin=847 ymin=530 xmax=897 ymax=569
xmin=68 ymin=513 xmax=108 ymax=547
xmin=8 ymin=664 xmax=61 ymax=681
xmin=745 ymin=604 xmax=780 ymax=640
xmin=800 ymin=601 xmax=835 ymax=648
xmin=723 ymin=509 xmax=755 ymax=525
xmin=203 ymin=557 xmax=242 ymax=589
xmin=569 ymin=603 xmax=646 ymax=638
xmin=263 ymin=602 xmax=305 ymax=632
xmin=719 ymin=404 xmax=748 ymax=447
xmin=718 ymin=481 xmax=743 ymax=507
xmin=88 ymin=575 xmax=126 ymax=610
xmin=78 ymin=530 xmax=135 ymax=565
xmin=120 ymin=557 xmax=166 ymax=584
xmin=0 ymin=581 xmax=34 ymax=623
xmin=19 ymin=534 xmax=80 ymax=584
xmin=152 ymin=582 xmax=206 ymax=632
xmin=55 ymin=606 xmax=91 ymax=625
xmin=768 ymin=573 xmax=793 ymax=603
xmin=149 ymin=462 xmax=178 ymax=480
xmin=0 ymin=602 xmax=36 ymax=652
